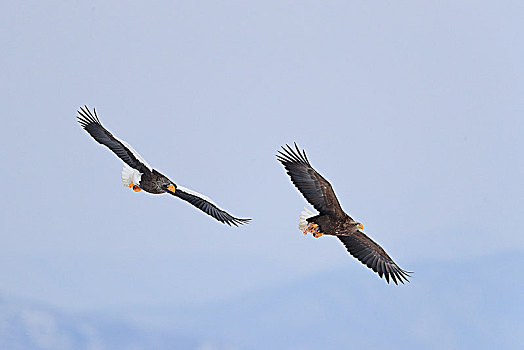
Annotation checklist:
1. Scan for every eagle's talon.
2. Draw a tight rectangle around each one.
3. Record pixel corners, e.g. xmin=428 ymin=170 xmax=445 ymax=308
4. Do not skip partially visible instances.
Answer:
xmin=128 ymin=183 xmax=134 ymax=188
xmin=302 ymin=222 xmax=320 ymax=236
xmin=132 ymin=185 xmax=142 ymax=192
xmin=313 ymin=232 xmax=323 ymax=238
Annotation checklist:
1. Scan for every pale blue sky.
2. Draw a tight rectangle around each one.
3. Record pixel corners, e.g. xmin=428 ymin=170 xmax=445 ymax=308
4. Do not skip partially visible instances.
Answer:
xmin=1 ymin=1 xmax=523 ymax=348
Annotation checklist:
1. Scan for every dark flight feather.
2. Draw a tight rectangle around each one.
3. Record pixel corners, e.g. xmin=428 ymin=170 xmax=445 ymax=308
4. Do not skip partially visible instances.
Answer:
xmin=173 ymin=187 xmax=251 ymax=226
xmin=338 ymin=231 xmax=411 ymax=285
xmin=277 ymin=143 xmax=343 ymax=216
xmin=77 ymin=106 xmax=151 ymax=175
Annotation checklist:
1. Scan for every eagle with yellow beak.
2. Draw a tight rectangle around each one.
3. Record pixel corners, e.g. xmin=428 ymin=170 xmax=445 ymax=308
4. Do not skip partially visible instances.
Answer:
xmin=77 ymin=106 xmax=250 ymax=226
xmin=277 ymin=143 xmax=411 ymax=284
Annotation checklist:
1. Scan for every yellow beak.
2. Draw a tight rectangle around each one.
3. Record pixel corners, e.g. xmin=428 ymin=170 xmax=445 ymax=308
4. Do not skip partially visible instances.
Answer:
xmin=167 ymin=184 xmax=176 ymax=193
xmin=358 ymin=223 xmax=364 ymax=230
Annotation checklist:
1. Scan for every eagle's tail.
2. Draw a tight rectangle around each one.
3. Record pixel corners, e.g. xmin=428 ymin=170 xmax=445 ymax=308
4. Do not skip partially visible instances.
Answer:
xmin=121 ymin=164 xmax=142 ymax=187
xmin=298 ymin=207 xmax=316 ymax=231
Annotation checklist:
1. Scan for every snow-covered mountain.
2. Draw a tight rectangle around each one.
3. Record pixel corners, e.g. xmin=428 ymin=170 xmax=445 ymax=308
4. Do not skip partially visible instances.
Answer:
xmin=0 ymin=296 xmax=223 ymax=349
xmin=1 ymin=252 xmax=522 ymax=349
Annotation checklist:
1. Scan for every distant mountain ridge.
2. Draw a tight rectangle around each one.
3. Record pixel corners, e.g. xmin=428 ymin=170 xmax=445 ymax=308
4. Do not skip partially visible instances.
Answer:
xmin=1 ymin=252 xmax=523 ymax=349
xmin=0 ymin=295 xmax=213 ymax=349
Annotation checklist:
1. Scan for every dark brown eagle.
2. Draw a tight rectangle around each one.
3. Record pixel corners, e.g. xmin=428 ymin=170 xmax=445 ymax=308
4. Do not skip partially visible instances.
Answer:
xmin=277 ymin=143 xmax=411 ymax=284
xmin=77 ymin=105 xmax=250 ymax=226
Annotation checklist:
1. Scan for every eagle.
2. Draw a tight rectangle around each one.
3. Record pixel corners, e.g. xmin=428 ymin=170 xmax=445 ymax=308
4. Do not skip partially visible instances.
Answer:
xmin=77 ymin=106 xmax=250 ymax=226
xmin=277 ymin=143 xmax=411 ymax=284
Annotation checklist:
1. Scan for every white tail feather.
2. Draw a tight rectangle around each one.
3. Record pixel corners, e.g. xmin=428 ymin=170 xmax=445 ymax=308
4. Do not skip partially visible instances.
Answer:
xmin=121 ymin=164 xmax=142 ymax=187
xmin=298 ymin=207 xmax=316 ymax=231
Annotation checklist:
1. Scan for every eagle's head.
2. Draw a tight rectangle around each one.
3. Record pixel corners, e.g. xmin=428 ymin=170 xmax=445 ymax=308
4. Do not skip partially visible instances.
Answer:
xmin=350 ymin=221 xmax=364 ymax=230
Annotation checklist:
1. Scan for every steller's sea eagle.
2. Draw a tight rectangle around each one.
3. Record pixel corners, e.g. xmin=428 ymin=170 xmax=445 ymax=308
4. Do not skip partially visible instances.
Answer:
xmin=77 ymin=106 xmax=250 ymax=226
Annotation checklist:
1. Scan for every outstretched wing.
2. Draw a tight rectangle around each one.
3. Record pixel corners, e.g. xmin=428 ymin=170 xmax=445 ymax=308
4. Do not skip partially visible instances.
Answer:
xmin=338 ymin=231 xmax=411 ymax=285
xmin=77 ymin=105 xmax=152 ymax=175
xmin=277 ymin=143 xmax=343 ymax=216
xmin=172 ymin=186 xmax=251 ymax=226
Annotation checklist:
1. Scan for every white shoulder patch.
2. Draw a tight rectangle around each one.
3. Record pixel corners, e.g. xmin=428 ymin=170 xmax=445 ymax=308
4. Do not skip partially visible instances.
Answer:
xmin=121 ymin=164 xmax=142 ymax=186
xmin=117 ymin=137 xmax=153 ymax=171
xmin=177 ymin=185 xmax=224 ymax=210
xmin=298 ymin=207 xmax=317 ymax=231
